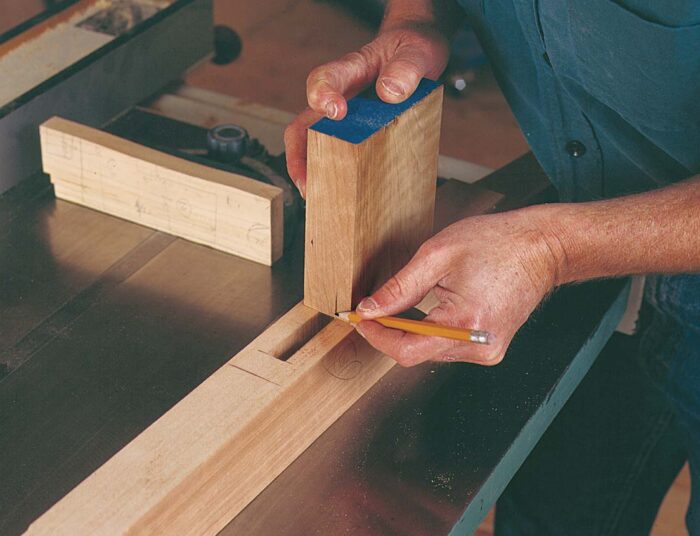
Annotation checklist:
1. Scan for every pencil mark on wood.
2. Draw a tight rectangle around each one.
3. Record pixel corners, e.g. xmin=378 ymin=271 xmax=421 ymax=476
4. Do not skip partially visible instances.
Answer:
xmin=134 ymin=199 xmax=145 ymax=218
xmin=61 ymin=135 xmax=74 ymax=160
xmin=228 ymin=363 xmax=281 ymax=387
xmin=323 ymin=338 xmax=362 ymax=380
xmin=247 ymin=223 xmax=269 ymax=246
xmin=175 ymin=198 xmax=191 ymax=218
xmin=40 ymin=117 xmax=283 ymax=265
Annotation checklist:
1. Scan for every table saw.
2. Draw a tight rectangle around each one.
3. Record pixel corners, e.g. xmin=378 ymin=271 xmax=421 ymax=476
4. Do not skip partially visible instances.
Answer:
xmin=0 ymin=3 xmax=629 ymax=535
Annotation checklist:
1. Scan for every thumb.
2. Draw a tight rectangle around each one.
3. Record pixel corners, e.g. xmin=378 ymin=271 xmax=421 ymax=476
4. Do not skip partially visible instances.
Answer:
xmin=375 ymin=42 xmax=446 ymax=103
xmin=306 ymin=47 xmax=382 ymax=120
xmin=284 ymin=108 xmax=322 ymax=197
xmin=356 ymin=246 xmax=445 ymax=319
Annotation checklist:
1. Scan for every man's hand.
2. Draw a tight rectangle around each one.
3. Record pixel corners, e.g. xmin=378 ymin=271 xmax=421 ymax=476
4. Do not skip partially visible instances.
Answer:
xmin=284 ymin=17 xmax=450 ymax=196
xmin=354 ymin=207 xmax=564 ymax=367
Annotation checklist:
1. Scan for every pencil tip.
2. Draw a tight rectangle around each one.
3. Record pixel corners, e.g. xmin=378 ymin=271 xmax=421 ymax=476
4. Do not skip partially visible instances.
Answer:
xmin=336 ymin=311 xmax=351 ymax=322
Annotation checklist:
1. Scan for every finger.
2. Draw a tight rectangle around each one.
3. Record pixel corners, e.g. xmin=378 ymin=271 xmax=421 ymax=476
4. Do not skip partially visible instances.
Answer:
xmin=356 ymin=242 xmax=447 ymax=319
xmin=433 ymin=336 xmax=508 ymax=366
xmin=376 ymin=42 xmax=446 ymax=103
xmin=356 ymin=320 xmax=457 ymax=367
xmin=306 ymin=46 xmax=381 ymax=119
xmin=357 ymin=315 xmax=507 ymax=366
xmin=284 ymin=108 xmax=322 ymax=197
xmin=421 ymin=306 xmax=507 ymax=365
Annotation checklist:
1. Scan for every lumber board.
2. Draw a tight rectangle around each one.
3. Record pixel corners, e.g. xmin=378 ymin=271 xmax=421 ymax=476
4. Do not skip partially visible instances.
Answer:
xmin=304 ymin=79 xmax=444 ymax=315
xmin=26 ymin=175 xmax=507 ymax=536
xmin=25 ymin=304 xmax=394 ymax=536
xmin=40 ymin=117 xmax=284 ymax=265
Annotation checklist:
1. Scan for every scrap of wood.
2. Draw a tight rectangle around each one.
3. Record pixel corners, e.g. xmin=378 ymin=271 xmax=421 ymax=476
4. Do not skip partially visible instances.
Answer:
xmin=477 ymin=152 xmax=554 ymax=211
xmin=304 ymin=79 xmax=444 ymax=315
xmin=40 ymin=117 xmax=284 ymax=265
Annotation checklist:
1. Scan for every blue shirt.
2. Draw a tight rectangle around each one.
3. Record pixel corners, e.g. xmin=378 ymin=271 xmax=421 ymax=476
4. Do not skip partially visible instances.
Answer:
xmin=457 ymin=0 xmax=700 ymax=328
xmin=458 ymin=0 xmax=700 ymax=201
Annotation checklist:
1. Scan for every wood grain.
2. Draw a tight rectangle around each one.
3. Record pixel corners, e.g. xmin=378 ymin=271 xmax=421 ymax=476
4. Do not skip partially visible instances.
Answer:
xmin=25 ymin=175 xmax=510 ymax=536
xmin=304 ymin=82 xmax=444 ymax=315
xmin=25 ymin=304 xmax=394 ymax=536
xmin=40 ymin=117 xmax=284 ymax=265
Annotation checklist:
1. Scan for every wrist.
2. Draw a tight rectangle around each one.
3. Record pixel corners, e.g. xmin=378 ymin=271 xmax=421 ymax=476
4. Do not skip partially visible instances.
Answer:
xmin=383 ymin=0 xmax=437 ymax=26
xmin=381 ymin=0 xmax=462 ymax=36
xmin=523 ymin=204 xmax=576 ymax=288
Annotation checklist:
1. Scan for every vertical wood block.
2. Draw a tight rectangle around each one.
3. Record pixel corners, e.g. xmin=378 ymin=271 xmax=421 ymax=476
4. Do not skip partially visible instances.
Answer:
xmin=304 ymin=79 xmax=444 ymax=315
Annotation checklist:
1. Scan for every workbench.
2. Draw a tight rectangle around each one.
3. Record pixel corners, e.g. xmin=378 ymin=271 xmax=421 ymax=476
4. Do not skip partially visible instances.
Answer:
xmin=0 ymin=90 xmax=628 ymax=535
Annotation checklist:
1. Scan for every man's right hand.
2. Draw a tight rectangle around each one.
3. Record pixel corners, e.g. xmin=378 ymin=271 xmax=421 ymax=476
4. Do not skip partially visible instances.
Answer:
xmin=284 ymin=16 xmax=450 ymax=197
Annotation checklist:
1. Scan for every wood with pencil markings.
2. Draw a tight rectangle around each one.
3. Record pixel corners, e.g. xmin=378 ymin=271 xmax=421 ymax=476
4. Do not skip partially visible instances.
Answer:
xmin=40 ymin=117 xmax=284 ymax=265
xmin=304 ymin=79 xmax=444 ymax=315
xmin=25 ymin=304 xmax=394 ymax=536
xmin=26 ymin=175 xmax=514 ymax=536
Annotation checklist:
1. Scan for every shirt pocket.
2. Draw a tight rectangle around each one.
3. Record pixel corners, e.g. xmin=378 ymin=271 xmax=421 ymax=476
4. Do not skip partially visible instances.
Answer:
xmin=568 ymin=0 xmax=700 ymax=132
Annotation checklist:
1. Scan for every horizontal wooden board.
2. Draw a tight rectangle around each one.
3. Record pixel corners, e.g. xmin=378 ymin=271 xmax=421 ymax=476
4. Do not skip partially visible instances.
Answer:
xmin=41 ymin=117 xmax=284 ymax=265
xmin=25 ymin=303 xmax=394 ymax=535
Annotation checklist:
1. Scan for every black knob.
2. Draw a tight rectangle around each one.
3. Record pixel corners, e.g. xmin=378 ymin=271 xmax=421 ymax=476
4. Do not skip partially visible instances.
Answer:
xmin=206 ymin=124 xmax=249 ymax=163
xmin=212 ymin=25 xmax=242 ymax=65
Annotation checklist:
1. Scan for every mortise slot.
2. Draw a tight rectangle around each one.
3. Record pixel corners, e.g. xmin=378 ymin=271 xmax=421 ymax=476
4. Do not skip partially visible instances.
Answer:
xmin=272 ymin=315 xmax=331 ymax=361
xmin=255 ymin=304 xmax=332 ymax=362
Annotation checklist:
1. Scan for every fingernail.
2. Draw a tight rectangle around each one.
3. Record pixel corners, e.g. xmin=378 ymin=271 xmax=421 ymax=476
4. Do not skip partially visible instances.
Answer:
xmin=357 ymin=298 xmax=378 ymax=314
xmin=325 ymin=101 xmax=338 ymax=119
xmin=380 ymin=78 xmax=405 ymax=97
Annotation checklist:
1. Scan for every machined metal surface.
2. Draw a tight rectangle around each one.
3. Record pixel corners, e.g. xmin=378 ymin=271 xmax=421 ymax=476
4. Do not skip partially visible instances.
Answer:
xmin=222 ymin=280 xmax=627 ymax=536
xmin=0 ymin=177 xmax=305 ymax=534
xmin=0 ymin=158 xmax=626 ymax=535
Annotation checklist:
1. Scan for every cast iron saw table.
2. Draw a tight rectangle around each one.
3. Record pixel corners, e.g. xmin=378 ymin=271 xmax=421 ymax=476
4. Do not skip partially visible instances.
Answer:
xmin=0 ymin=93 xmax=628 ymax=535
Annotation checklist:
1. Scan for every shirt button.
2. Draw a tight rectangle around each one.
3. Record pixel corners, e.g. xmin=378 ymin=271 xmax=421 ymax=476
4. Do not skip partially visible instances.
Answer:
xmin=565 ymin=140 xmax=586 ymax=158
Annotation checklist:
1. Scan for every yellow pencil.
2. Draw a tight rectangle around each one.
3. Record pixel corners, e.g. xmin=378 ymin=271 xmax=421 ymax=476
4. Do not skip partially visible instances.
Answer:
xmin=336 ymin=311 xmax=492 ymax=345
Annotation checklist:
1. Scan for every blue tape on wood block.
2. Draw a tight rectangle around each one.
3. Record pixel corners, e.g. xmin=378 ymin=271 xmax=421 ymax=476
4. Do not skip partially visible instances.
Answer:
xmin=310 ymin=78 xmax=441 ymax=144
